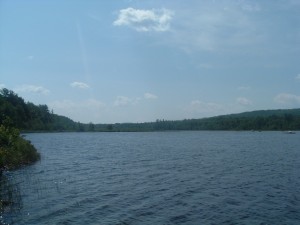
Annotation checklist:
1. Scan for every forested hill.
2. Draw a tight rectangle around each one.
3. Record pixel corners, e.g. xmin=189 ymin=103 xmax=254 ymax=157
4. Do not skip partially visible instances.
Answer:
xmin=94 ymin=108 xmax=300 ymax=131
xmin=142 ymin=109 xmax=300 ymax=131
xmin=0 ymin=88 xmax=79 ymax=131
xmin=226 ymin=109 xmax=300 ymax=118
xmin=1 ymin=88 xmax=300 ymax=131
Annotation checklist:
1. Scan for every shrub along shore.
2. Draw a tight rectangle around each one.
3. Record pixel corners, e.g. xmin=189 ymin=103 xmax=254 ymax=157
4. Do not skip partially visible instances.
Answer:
xmin=0 ymin=123 xmax=40 ymax=211
xmin=0 ymin=124 xmax=40 ymax=173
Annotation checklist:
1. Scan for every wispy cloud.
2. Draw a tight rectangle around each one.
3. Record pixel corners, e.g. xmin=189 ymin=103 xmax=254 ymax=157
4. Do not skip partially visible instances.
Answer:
xmin=114 ymin=93 xmax=157 ymax=106
xmin=114 ymin=96 xmax=141 ymax=106
xmin=88 ymin=13 xmax=103 ymax=23
xmin=274 ymin=93 xmax=300 ymax=104
xmin=27 ymin=55 xmax=34 ymax=60
xmin=236 ymin=97 xmax=252 ymax=105
xmin=113 ymin=7 xmax=173 ymax=32
xmin=144 ymin=92 xmax=158 ymax=100
xmin=168 ymin=1 xmax=266 ymax=52
xmin=114 ymin=96 xmax=132 ymax=106
xmin=49 ymin=99 xmax=106 ymax=123
xmin=14 ymin=85 xmax=50 ymax=95
xmin=197 ymin=63 xmax=213 ymax=69
xmin=70 ymin=81 xmax=90 ymax=89
xmin=239 ymin=3 xmax=261 ymax=12
xmin=50 ymin=99 xmax=105 ymax=110
xmin=237 ymin=86 xmax=251 ymax=91
xmin=186 ymin=100 xmax=223 ymax=115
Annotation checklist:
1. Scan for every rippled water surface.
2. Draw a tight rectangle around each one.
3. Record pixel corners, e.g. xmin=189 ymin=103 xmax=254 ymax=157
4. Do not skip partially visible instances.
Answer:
xmin=2 ymin=131 xmax=300 ymax=224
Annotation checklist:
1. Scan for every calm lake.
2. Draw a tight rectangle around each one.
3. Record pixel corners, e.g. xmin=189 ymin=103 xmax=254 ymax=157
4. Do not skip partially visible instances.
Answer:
xmin=1 ymin=131 xmax=300 ymax=225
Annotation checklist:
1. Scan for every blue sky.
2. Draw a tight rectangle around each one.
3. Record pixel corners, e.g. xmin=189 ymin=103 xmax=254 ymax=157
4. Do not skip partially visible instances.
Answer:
xmin=1 ymin=0 xmax=300 ymax=123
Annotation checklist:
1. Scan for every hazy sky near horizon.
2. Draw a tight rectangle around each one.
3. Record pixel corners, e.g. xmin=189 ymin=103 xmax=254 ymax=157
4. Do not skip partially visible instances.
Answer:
xmin=1 ymin=0 xmax=300 ymax=123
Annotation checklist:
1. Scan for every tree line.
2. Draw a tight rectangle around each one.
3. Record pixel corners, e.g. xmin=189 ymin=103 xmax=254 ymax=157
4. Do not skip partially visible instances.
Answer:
xmin=0 ymin=88 xmax=81 ymax=131
xmin=1 ymin=88 xmax=300 ymax=132
xmin=0 ymin=89 xmax=41 ymax=174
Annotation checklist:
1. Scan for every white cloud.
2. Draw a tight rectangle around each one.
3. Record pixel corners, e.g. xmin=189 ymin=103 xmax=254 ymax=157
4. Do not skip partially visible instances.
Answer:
xmin=0 ymin=84 xmax=5 ymax=89
xmin=295 ymin=74 xmax=300 ymax=80
xmin=70 ymin=81 xmax=89 ymax=89
xmin=236 ymin=97 xmax=252 ymax=105
xmin=144 ymin=92 xmax=158 ymax=99
xmin=274 ymin=93 xmax=300 ymax=104
xmin=14 ymin=85 xmax=50 ymax=95
xmin=113 ymin=7 xmax=173 ymax=32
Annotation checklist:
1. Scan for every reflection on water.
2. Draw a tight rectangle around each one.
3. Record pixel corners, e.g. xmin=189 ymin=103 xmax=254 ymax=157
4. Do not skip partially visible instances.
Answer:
xmin=0 ymin=172 xmax=22 ymax=225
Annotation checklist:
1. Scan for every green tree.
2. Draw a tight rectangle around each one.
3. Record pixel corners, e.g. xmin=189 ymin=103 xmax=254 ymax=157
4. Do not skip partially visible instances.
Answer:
xmin=88 ymin=122 xmax=95 ymax=131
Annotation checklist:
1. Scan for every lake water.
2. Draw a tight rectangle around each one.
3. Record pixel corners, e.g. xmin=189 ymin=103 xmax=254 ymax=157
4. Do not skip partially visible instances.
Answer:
xmin=1 ymin=131 xmax=300 ymax=225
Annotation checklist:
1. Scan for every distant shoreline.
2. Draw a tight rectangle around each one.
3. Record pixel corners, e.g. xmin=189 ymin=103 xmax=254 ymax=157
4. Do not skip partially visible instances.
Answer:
xmin=1 ymin=88 xmax=300 ymax=133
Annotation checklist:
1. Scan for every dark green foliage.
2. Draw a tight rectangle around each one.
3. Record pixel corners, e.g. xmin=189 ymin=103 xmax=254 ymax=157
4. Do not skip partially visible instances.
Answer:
xmin=0 ymin=89 xmax=28 ymax=128
xmin=0 ymin=89 xmax=41 ymax=212
xmin=1 ymin=88 xmax=300 ymax=132
xmin=88 ymin=123 xmax=95 ymax=132
xmin=0 ymin=88 xmax=78 ymax=132
xmin=0 ymin=124 xmax=40 ymax=171
xmin=49 ymin=114 xmax=78 ymax=131
xmin=106 ymin=110 xmax=300 ymax=131
xmin=0 ymin=88 xmax=50 ymax=130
